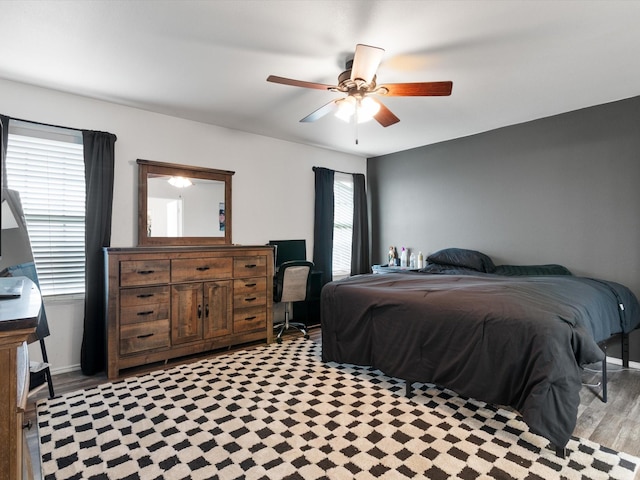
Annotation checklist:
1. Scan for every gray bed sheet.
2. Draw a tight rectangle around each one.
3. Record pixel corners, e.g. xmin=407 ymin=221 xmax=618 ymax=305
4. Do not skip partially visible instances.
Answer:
xmin=321 ymin=272 xmax=640 ymax=448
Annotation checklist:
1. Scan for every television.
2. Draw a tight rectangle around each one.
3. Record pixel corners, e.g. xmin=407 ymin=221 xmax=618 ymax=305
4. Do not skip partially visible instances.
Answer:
xmin=268 ymin=239 xmax=307 ymax=269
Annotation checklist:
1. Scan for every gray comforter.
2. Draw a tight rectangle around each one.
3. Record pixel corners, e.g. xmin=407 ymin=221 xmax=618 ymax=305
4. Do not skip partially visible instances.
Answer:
xmin=321 ymin=273 xmax=640 ymax=448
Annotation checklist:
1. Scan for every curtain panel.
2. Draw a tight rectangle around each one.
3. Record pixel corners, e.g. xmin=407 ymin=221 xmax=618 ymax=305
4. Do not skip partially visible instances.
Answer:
xmin=81 ymin=130 xmax=116 ymax=375
xmin=351 ymin=173 xmax=370 ymax=275
xmin=1 ymin=114 xmax=9 ymax=193
xmin=312 ymin=167 xmax=334 ymax=287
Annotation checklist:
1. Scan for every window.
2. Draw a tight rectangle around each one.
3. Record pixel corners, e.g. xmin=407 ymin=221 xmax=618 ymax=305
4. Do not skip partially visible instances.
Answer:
xmin=332 ymin=172 xmax=353 ymax=279
xmin=5 ymin=120 xmax=85 ymax=296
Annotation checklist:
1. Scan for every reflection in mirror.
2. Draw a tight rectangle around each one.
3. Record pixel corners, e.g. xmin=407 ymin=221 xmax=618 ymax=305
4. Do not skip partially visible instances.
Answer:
xmin=147 ymin=174 xmax=225 ymax=237
xmin=137 ymin=159 xmax=234 ymax=246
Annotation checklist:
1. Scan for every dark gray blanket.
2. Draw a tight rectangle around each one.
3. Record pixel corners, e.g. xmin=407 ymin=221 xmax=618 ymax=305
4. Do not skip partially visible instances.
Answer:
xmin=321 ymin=273 xmax=640 ymax=448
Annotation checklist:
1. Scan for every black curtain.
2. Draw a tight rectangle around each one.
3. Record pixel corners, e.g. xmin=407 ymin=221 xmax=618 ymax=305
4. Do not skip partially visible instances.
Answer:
xmin=81 ymin=130 xmax=116 ymax=375
xmin=312 ymin=167 xmax=334 ymax=286
xmin=351 ymin=173 xmax=370 ymax=275
xmin=1 ymin=114 xmax=8 ymax=194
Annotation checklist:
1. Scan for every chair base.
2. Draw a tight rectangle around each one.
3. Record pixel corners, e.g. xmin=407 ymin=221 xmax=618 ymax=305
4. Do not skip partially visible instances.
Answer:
xmin=274 ymin=320 xmax=309 ymax=343
xmin=274 ymin=302 xmax=309 ymax=343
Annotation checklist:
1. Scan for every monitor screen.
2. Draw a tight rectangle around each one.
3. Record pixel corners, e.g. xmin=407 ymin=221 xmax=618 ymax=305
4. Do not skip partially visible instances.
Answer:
xmin=268 ymin=239 xmax=306 ymax=268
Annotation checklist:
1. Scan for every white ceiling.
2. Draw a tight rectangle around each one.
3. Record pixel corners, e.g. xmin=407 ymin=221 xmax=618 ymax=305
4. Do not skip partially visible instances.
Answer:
xmin=2 ymin=0 xmax=640 ymax=158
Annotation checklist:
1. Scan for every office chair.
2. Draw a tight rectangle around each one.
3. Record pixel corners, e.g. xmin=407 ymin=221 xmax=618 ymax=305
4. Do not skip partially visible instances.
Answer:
xmin=273 ymin=260 xmax=313 ymax=343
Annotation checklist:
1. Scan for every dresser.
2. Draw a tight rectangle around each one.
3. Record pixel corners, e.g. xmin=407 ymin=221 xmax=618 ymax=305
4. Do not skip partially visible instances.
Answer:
xmin=0 ymin=277 xmax=42 ymax=480
xmin=105 ymin=246 xmax=273 ymax=379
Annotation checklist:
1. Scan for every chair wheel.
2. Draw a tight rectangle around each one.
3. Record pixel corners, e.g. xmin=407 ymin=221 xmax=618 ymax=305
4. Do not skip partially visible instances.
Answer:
xmin=304 ymin=334 xmax=310 ymax=340
xmin=276 ymin=337 xmax=282 ymax=344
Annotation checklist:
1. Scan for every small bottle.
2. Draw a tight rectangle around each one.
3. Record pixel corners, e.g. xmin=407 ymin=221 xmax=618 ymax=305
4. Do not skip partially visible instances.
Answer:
xmin=418 ymin=251 xmax=424 ymax=269
xmin=409 ymin=252 xmax=416 ymax=269
xmin=388 ymin=246 xmax=395 ymax=267
xmin=400 ymin=247 xmax=408 ymax=267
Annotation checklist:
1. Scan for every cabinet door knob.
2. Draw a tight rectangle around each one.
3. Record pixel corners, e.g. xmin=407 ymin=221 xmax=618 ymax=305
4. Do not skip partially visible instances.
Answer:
xmin=245 ymin=283 xmax=256 ymax=287
xmin=196 ymin=266 xmax=210 ymax=271
xmin=198 ymin=305 xmax=202 ymax=318
xmin=137 ymin=270 xmax=155 ymax=275
xmin=245 ymin=316 xmax=256 ymax=321
xmin=137 ymin=310 xmax=154 ymax=316
xmin=137 ymin=293 xmax=154 ymax=298
xmin=244 ymin=264 xmax=257 ymax=268
xmin=137 ymin=333 xmax=154 ymax=339
xmin=245 ymin=297 xmax=257 ymax=302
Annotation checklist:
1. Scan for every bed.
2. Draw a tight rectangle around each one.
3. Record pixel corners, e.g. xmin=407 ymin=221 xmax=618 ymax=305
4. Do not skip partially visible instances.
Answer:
xmin=321 ymin=248 xmax=640 ymax=453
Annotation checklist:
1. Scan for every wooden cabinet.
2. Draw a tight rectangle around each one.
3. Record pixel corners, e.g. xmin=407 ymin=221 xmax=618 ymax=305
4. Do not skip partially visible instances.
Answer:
xmin=105 ymin=246 xmax=273 ymax=379
xmin=0 ymin=277 xmax=42 ymax=480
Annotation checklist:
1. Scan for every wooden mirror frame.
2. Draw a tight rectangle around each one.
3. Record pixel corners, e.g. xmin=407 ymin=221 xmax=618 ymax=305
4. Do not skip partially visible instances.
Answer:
xmin=137 ymin=159 xmax=234 ymax=246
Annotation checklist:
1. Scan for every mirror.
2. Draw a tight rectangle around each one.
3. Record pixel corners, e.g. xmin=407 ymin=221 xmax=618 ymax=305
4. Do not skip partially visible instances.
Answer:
xmin=137 ymin=159 xmax=234 ymax=246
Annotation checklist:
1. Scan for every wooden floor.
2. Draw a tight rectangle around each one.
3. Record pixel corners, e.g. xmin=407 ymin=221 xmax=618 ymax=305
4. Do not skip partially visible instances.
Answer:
xmin=25 ymin=328 xmax=640 ymax=478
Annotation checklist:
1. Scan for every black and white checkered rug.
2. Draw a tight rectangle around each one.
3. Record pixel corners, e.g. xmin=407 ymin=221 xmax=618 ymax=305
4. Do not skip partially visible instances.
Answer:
xmin=37 ymin=337 xmax=639 ymax=480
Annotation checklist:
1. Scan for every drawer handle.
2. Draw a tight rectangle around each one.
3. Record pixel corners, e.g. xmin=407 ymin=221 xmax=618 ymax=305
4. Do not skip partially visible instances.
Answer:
xmin=137 ymin=310 xmax=154 ymax=316
xmin=137 ymin=333 xmax=154 ymax=339
xmin=137 ymin=270 xmax=155 ymax=275
xmin=245 ymin=316 xmax=257 ymax=321
xmin=245 ymin=297 xmax=257 ymax=302
xmin=244 ymin=264 xmax=257 ymax=269
xmin=137 ymin=293 xmax=154 ymax=298
xmin=245 ymin=283 xmax=257 ymax=287
xmin=196 ymin=266 xmax=210 ymax=271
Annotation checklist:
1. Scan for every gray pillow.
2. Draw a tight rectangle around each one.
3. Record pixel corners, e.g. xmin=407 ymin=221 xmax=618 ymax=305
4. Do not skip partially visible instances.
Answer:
xmin=427 ymin=248 xmax=496 ymax=273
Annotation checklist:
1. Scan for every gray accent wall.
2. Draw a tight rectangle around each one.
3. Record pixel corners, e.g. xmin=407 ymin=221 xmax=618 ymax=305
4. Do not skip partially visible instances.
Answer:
xmin=368 ymin=95 xmax=640 ymax=361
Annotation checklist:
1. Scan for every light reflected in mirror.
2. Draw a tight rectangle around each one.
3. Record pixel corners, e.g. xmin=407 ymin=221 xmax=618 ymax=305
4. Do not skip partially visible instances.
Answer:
xmin=147 ymin=174 xmax=225 ymax=238
xmin=137 ymin=159 xmax=234 ymax=246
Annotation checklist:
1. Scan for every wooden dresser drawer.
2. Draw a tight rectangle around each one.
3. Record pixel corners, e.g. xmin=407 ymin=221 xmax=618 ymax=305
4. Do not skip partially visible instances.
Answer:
xmin=172 ymin=257 xmax=232 ymax=282
xmin=234 ymin=277 xmax=266 ymax=296
xmin=121 ymin=303 xmax=169 ymax=326
xmin=233 ymin=306 xmax=266 ymax=333
xmin=120 ymin=319 xmax=170 ymax=355
xmin=120 ymin=260 xmax=170 ymax=286
xmin=120 ymin=286 xmax=170 ymax=307
xmin=234 ymin=286 xmax=267 ymax=309
xmin=233 ymin=255 xmax=267 ymax=278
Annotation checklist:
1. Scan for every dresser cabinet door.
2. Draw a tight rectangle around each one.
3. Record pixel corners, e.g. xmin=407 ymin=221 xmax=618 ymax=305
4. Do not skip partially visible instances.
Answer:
xmin=203 ymin=280 xmax=232 ymax=339
xmin=171 ymin=283 xmax=204 ymax=344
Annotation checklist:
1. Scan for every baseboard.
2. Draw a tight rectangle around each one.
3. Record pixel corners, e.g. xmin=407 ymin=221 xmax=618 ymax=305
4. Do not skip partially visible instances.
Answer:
xmin=50 ymin=364 xmax=81 ymax=375
xmin=606 ymin=356 xmax=640 ymax=370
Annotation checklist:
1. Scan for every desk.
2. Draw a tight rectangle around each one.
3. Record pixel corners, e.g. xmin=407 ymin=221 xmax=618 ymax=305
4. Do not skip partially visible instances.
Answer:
xmin=0 ymin=277 xmax=42 ymax=480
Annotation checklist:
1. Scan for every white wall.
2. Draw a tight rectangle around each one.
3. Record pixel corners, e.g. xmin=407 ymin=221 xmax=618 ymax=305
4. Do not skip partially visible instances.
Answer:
xmin=0 ymin=78 xmax=366 ymax=374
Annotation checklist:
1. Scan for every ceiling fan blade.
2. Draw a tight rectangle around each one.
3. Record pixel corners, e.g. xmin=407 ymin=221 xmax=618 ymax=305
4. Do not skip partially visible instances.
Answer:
xmin=350 ymin=44 xmax=385 ymax=84
xmin=373 ymin=100 xmax=400 ymax=127
xmin=267 ymin=75 xmax=336 ymax=91
xmin=381 ymin=81 xmax=453 ymax=97
xmin=300 ymin=100 xmax=339 ymax=123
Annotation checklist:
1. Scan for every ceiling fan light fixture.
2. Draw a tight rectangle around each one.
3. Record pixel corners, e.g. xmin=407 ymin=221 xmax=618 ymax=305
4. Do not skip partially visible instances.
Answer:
xmin=167 ymin=176 xmax=193 ymax=188
xmin=360 ymin=96 xmax=381 ymax=120
xmin=335 ymin=95 xmax=380 ymax=123
xmin=335 ymin=96 xmax=356 ymax=122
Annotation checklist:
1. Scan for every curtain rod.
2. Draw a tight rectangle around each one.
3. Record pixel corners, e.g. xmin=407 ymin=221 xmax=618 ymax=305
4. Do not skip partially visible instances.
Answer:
xmin=312 ymin=166 xmax=363 ymax=176
xmin=4 ymin=114 xmax=117 ymax=140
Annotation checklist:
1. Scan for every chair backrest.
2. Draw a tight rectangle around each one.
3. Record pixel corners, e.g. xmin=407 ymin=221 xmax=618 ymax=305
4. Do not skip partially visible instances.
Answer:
xmin=274 ymin=260 xmax=314 ymax=303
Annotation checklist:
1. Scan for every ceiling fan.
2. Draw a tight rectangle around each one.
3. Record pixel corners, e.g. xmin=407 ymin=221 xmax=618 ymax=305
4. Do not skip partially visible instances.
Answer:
xmin=267 ymin=44 xmax=453 ymax=128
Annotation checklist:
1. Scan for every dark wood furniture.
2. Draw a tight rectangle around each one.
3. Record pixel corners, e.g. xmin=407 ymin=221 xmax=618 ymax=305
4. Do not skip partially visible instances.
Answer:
xmin=105 ymin=246 xmax=274 ymax=379
xmin=0 ymin=277 xmax=41 ymax=480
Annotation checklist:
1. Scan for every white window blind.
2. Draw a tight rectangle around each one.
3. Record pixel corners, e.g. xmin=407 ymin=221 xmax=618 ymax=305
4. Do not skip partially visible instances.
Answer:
xmin=5 ymin=121 xmax=85 ymax=296
xmin=332 ymin=173 xmax=353 ymax=279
